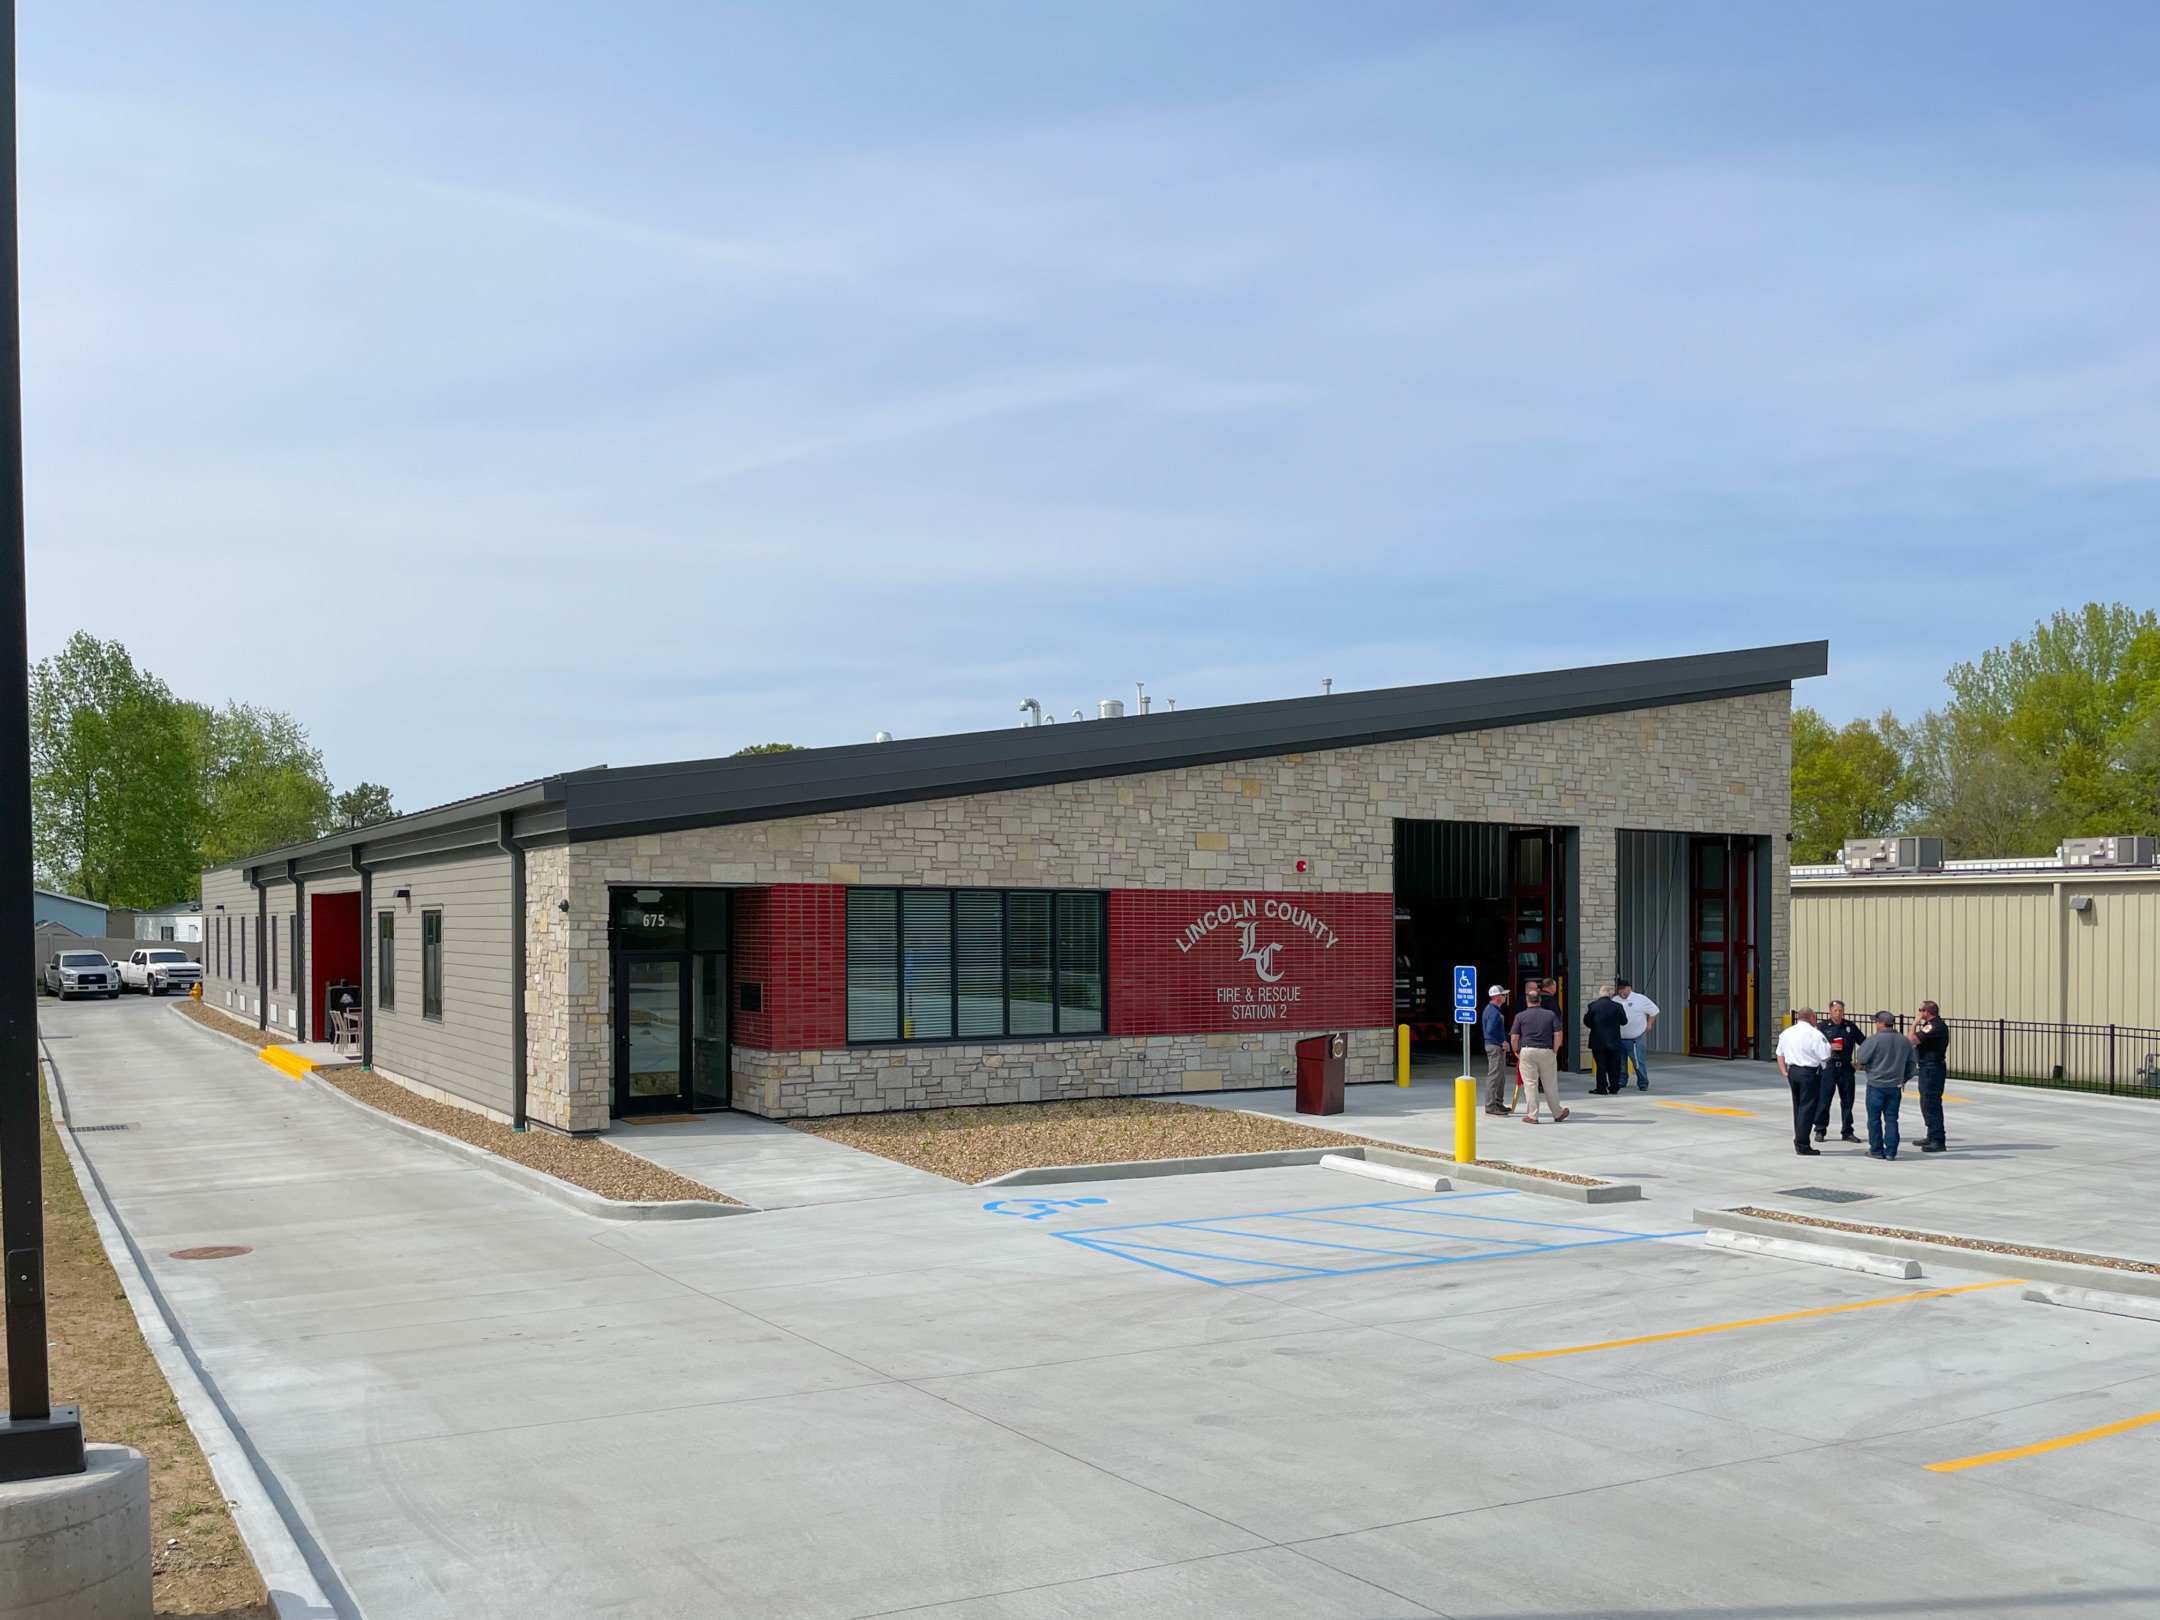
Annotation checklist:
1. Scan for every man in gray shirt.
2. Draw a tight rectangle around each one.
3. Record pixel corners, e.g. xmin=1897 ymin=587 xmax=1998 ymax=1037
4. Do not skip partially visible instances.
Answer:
xmin=1854 ymin=1011 xmax=1916 ymax=1160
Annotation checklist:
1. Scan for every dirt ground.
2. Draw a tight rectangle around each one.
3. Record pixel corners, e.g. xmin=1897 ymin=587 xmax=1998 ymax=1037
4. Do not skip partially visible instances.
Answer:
xmin=3 ymin=1074 xmax=271 ymax=1617
xmin=788 ymin=1095 xmax=1421 ymax=1184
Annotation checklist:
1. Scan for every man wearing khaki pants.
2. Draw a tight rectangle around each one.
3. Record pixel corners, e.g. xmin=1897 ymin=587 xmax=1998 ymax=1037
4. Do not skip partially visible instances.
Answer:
xmin=1510 ymin=985 xmax=1570 ymax=1124
xmin=1481 ymin=985 xmax=1513 ymax=1114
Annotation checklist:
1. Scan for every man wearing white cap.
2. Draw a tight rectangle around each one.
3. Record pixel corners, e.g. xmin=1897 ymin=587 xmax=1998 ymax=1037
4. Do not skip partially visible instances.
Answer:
xmin=1480 ymin=984 xmax=1513 ymax=1115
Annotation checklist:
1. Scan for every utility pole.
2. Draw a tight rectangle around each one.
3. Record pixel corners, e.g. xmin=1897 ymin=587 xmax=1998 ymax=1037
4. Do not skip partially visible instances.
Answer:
xmin=0 ymin=0 xmax=85 ymax=1481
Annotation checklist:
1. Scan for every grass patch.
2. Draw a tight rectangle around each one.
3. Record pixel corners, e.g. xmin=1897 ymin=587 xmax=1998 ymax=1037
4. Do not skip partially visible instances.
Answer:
xmin=788 ymin=1096 xmax=1409 ymax=1184
xmin=5 ymin=1069 xmax=270 ymax=1617
xmin=170 ymin=997 xmax=283 ymax=1050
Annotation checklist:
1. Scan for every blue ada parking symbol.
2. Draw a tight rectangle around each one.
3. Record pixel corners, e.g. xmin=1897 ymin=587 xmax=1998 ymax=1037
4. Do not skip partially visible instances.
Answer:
xmin=1453 ymin=965 xmax=1478 ymax=1024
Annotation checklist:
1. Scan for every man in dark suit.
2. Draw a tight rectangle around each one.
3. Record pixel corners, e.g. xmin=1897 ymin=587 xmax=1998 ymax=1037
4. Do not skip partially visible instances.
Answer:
xmin=1584 ymin=982 xmax=1628 ymax=1094
xmin=1814 ymin=999 xmax=1864 ymax=1144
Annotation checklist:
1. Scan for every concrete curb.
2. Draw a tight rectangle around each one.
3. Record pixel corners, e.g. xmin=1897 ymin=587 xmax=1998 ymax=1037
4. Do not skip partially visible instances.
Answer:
xmin=303 ymin=1076 xmax=754 ymax=1221
xmin=1704 ymin=1226 xmax=1922 ymax=1280
xmin=1318 ymin=1153 xmax=1450 ymax=1192
xmin=40 ymin=1043 xmax=355 ymax=1620
xmin=2022 ymin=1284 xmax=2160 ymax=1323
xmin=165 ymin=999 xmax=280 ymax=1058
xmin=1694 ymin=1208 xmax=2160 ymax=1298
xmin=975 ymin=1141 xmax=1640 ymax=1202
xmin=1413 ymin=1152 xmax=1643 ymax=1203
xmin=977 ymin=1145 xmax=1349 ymax=1186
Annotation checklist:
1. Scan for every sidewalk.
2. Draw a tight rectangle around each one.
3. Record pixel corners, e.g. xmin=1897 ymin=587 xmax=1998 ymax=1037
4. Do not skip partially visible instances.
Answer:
xmin=1183 ymin=1059 xmax=2160 ymax=1262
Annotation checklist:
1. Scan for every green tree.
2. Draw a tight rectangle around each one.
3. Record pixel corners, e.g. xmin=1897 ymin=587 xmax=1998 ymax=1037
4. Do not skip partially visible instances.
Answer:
xmin=332 ymin=782 xmax=397 ymax=830
xmin=1937 ymin=602 xmax=2160 ymax=838
xmin=1789 ymin=706 xmax=1914 ymax=862
xmin=198 ymin=702 xmax=335 ymax=866
xmin=30 ymin=633 xmax=205 ymax=906
xmin=732 ymin=742 xmax=801 ymax=755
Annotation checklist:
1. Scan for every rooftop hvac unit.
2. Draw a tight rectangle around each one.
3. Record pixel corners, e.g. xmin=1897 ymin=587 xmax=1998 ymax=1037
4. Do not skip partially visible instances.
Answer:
xmin=2060 ymin=835 xmax=2157 ymax=869
xmin=1097 ymin=699 xmax=1125 ymax=719
xmin=1840 ymin=836 xmax=1945 ymax=874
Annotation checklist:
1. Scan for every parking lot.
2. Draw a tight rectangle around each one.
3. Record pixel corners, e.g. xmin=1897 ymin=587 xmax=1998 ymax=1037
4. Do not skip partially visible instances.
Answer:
xmin=41 ymin=995 xmax=2160 ymax=1620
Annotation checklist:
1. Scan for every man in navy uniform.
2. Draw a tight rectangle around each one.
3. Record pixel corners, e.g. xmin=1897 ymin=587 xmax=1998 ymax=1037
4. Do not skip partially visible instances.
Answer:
xmin=1813 ymin=999 xmax=1864 ymax=1144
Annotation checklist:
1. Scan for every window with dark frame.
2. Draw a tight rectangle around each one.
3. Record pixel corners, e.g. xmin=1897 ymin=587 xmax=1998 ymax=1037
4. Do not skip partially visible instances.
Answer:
xmin=845 ymin=888 xmax=1106 ymax=1044
xmin=377 ymin=912 xmax=396 ymax=1010
xmin=421 ymin=909 xmax=443 ymax=1021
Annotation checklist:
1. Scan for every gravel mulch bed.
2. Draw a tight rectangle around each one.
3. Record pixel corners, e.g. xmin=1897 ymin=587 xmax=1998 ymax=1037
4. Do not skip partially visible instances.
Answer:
xmin=1729 ymin=1207 xmax=2160 ymax=1275
xmin=1473 ymin=1159 xmax=1606 ymax=1186
xmin=173 ymin=997 xmax=284 ymax=1050
xmin=789 ymin=1097 xmax=1417 ymax=1185
xmin=325 ymin=1075 xmax=741 ymax=1206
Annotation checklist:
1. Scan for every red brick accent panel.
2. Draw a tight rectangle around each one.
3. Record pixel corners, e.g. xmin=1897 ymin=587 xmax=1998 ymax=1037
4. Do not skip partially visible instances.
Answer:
xmin=1109 ymin=890 xmax=1394 ymax=1037
xmin=731 ymin=885 xmax=847 ymax=1050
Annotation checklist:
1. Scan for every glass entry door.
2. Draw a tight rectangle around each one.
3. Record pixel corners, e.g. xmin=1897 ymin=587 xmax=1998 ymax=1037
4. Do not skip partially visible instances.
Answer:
xmin=616 ymin=952 xmax=691 ymax=1114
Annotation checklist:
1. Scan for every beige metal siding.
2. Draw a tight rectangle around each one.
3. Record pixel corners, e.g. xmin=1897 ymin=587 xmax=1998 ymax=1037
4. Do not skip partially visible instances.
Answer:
xmin=368 ymin=849 xmax=515 ymax=1117
xmin=2065 ymin=881 xmax=2160 ymax=1028
xmin=1793 ymin=874 xmax=2160 ymax=1031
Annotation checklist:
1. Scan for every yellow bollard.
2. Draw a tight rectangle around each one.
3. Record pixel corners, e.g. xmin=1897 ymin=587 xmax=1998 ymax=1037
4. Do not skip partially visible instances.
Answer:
xmin=1397 ymin=1024 xmax=1411 ymax=1087
xmin=1454 ymin=1076 xmax=1476 ymax=1163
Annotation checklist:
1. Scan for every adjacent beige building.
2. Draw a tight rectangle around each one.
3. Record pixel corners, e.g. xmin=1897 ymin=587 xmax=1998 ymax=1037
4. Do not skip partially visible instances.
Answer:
xmin=1792 ymin=857 xmax=2160 ymax=1030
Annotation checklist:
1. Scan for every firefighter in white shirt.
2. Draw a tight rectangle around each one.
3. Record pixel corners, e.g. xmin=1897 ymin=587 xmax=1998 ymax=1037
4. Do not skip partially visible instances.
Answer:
xmin=1775 ymin=1009 xmax=1834 ymax=1157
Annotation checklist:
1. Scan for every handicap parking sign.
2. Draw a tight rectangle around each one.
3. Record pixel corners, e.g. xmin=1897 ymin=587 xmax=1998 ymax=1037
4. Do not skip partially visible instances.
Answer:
xmin=1453 ymin=965 xmax=1478 ymax=1024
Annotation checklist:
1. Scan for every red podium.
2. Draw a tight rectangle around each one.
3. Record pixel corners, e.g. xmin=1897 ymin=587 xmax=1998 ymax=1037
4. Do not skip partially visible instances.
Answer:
xmin=1295 ymin=1033 xmax=1347 ymax=1114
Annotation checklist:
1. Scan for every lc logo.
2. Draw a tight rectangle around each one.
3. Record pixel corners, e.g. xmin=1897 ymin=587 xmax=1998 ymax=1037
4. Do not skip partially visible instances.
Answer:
xmin=1236 ymin=920 xmax=1284 ymax=983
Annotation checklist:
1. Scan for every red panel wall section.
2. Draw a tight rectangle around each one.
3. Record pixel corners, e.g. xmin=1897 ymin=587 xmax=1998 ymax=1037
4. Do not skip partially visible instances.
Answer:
xmin=308 ymin=891 xmax=364 ymax=1038
xmin=731 ymin=885 xmax=847 ymax=1050
xmin=1109 ymin=890 xmax=1394 ymax=1037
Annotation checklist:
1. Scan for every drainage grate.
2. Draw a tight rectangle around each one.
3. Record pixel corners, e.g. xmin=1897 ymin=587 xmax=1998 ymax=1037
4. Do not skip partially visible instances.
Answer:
xmin=1778 ymin=1186 xmax=1875 ymax=1204
xmin=68 ymin=1123 xmax=135 ymax=1133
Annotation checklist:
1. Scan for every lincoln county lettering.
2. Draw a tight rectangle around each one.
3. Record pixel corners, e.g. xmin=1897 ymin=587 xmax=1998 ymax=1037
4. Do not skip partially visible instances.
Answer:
xmin=1173 ymin=897 xmax=1340 ymax=954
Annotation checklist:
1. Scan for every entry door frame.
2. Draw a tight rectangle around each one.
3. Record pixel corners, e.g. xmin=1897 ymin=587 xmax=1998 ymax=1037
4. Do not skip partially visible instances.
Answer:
xmin=1687 ymin=835 xmax=1757 ymax=1059
xmin=613 ymin=950 xmax=693 ymax=1116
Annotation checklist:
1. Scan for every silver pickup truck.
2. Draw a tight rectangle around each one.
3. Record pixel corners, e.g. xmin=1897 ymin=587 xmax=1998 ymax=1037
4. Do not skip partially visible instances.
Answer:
xmin=118 ymin=947 xmax=204 ymax=997
xmin=45 ymin=950 xmax=119 ymax=999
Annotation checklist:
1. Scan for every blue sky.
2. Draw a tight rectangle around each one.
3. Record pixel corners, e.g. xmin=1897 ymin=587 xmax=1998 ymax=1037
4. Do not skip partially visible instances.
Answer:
xmin=21 ymin=3 xmax=2160 ymax=809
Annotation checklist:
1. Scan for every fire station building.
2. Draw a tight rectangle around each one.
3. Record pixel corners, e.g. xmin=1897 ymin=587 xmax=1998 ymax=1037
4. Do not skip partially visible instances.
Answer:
xmin=196 ymin=642 xmax=1821 ymax=1134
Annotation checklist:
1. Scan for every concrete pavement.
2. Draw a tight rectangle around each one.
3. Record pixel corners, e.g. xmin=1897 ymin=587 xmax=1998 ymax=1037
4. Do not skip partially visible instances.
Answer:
xmin=39 ymin=996 xmax=2160 ymax=1618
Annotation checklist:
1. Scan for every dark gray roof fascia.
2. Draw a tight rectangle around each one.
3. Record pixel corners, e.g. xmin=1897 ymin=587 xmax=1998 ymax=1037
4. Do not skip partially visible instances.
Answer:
xmin=208 ymin=780 xmax=559 ymax=882
xmin=549 ymin=641 xmax=1826 ymax=843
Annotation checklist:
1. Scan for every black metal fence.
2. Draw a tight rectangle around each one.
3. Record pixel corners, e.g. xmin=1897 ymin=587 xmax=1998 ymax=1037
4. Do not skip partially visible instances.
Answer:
xmin=1822 ymin=1013 xmax=2160 ymax=1099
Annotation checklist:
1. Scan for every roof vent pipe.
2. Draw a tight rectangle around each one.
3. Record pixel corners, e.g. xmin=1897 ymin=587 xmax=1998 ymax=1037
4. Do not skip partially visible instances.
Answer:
xmin=1019 ymin=699 xmax=1041 ymax=728
xmin=1322 ymin=677 xmax=1333 ymax=695
xmin=1098 ymin=699 xmax=1124 ymax=719
xmin=1166 ymin=698 xmax=1176 ymax=712
xmin=1071 ymin=710 xmax=1085 ymax=723
xmin=1136 ymin=682 xmax=1150 ymax=714
xmin=874 ymin=731 xmax=893 ymax=743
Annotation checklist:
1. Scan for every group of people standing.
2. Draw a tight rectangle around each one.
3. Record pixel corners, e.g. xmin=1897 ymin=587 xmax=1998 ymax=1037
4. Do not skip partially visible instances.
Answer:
xmin=1774 ymin=1001 xmax=1952 ymax=1159
xmin=1477 ymin=977 xmax=1660 ymax=1124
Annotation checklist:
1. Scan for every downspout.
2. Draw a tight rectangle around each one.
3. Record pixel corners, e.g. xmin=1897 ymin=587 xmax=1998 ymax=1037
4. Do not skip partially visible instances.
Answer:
xmin=250 ymin=867 xmax=269 ymax=1030
xmin=351 ymin=845 xmax=372 ymax=1071
xmin=287 ymin=857 xmax=307 ymax=1042
xmin=496 ymin=812 xmax=528 ymax=1130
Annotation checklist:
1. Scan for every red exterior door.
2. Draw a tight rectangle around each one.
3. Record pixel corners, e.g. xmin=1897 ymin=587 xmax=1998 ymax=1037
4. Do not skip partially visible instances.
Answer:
xmin=1688 ymin=837 xmax=1755 ymax=1058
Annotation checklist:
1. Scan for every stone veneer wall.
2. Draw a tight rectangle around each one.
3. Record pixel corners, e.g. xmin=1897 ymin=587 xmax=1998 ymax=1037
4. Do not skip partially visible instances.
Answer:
xmin=728 ymin=1028 xmax=1391 ymax=1118
xmin=527 ymin=690 xmax=1792 ymax=1129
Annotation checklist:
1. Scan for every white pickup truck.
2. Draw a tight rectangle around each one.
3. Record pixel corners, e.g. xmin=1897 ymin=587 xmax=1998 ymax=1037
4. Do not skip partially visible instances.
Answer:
xmin=118 ymin=947 xmax=204 ymax=997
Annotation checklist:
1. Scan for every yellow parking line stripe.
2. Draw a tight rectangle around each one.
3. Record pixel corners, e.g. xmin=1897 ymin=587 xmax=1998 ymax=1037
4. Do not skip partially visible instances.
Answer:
xmin=1928 ymin=1408 xmax=2160 ymax=1473
xmin=1494 ymin=1279 xmax=2020 ymax=1363
xmin=1653 ymin=1100 xmax=1756 ymax=1117
xmin=1905 ymin=1090 xmax=1973 ymax=1104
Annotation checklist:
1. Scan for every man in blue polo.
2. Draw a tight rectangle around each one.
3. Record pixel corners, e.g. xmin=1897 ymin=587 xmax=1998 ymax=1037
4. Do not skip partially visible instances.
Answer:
xmin=1481 ymin=984 xmax=1513 ymax=1115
